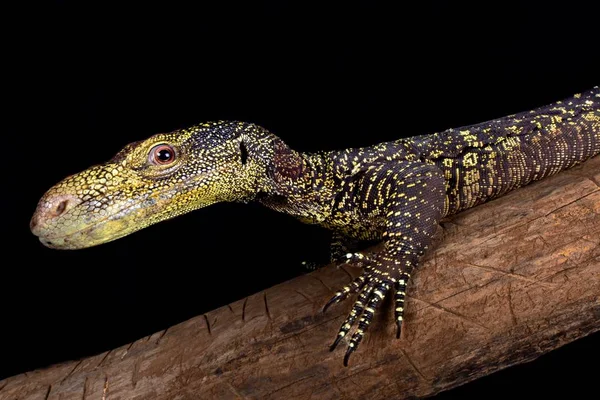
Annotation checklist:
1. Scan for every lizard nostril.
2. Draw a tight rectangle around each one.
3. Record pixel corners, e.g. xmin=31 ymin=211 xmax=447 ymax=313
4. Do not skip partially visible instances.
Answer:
xmin=43 ymin=195 xmax=81 ymax=219
xmin=31 ymin=194 xmax=82 ymax=237
xmin=31 ymin=194 xmax=82 ymax=236
xmin=54 ymin=200 xmax=69 ymax=217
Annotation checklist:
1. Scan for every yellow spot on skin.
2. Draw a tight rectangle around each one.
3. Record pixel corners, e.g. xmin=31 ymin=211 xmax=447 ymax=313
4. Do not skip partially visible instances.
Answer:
xmin=463 ymin=153 xmax=478 ymax=167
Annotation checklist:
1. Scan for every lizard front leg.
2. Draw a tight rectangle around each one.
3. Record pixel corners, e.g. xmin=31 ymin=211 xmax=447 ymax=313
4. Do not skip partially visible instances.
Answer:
xmin=324 ymin=161 xmax=446 ymax=365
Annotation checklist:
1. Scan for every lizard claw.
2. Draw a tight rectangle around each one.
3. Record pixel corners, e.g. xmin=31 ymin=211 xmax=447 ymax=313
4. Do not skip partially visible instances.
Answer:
xmin=326 ymin=270 xmax=393 ymax=366
xmin=329 ymin=334 xmax=343 ymax=352
xmin=322 ymin=274 xmax=368 ymax=313
xmin=323 ymin=293 xmax=344 ymax=314
xmin=343 ymin=346 xmax=354 ymax=367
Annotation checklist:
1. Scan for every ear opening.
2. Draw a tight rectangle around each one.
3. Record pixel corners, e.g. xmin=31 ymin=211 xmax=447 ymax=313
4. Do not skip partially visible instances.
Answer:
xmin=240 ymin=140 xmax=248 ymax=165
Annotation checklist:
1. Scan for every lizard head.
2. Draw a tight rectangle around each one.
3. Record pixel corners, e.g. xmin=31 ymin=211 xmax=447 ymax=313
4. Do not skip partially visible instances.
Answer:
xmin=30 ymin=121 xmax=283 ymax=249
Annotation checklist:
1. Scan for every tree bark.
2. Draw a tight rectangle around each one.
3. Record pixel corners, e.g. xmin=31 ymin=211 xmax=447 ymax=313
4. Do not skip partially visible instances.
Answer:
xmin=2 ymin=157 xmax=600 ymax=400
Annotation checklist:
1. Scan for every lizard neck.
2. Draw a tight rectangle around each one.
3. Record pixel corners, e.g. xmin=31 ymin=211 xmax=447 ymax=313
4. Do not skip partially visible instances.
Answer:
xmin=255 ymin=140 xmax=419 ymax=225
xmin=257 ymin=148 xmax=337 ymax=224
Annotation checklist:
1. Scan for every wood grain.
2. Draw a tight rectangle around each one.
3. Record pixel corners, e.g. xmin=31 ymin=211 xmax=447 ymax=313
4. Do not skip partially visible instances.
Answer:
xmin=2 ymin=157 xmax=599 ymax=400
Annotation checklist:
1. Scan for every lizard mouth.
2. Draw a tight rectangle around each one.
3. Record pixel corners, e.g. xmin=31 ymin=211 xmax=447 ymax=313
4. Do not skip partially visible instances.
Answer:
xmin=34 ymin=198 xmax=150 ymax=249
xmin=38 ymin=228 xmax=133 ymax=249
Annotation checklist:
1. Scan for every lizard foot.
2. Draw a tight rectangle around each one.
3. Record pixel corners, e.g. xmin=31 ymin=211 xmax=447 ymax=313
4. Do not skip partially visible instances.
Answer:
xmin=323 ymin=252 xmax=411 ymax=366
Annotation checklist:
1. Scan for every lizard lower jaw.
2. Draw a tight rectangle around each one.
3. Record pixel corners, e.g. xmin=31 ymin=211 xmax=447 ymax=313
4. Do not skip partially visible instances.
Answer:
xmin=36 ymin=220 xmax=134 ymax=249
xmin=38 ymin=235 xmax=83 ymax=250
xmin=33 ymin=210 xmax=138 ymax=249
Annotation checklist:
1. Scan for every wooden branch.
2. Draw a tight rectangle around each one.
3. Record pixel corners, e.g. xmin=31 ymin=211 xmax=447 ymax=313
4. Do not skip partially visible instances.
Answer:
xmin=3 ymin=158 xmax=600 ymax=400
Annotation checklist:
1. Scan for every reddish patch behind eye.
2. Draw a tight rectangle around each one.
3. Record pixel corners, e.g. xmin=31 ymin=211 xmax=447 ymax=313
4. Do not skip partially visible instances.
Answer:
xmin=270 ymin=141 xmax=304 ymax=181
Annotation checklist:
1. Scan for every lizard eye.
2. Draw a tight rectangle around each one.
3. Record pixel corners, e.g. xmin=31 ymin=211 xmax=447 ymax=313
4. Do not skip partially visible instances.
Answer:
xmin=149 ymin=144 xmax=176 ymax=165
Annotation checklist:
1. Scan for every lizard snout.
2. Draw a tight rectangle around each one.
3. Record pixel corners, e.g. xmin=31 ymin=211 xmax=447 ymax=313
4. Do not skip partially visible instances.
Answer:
xmin=30 ymin=194 xmax=81 ymax=236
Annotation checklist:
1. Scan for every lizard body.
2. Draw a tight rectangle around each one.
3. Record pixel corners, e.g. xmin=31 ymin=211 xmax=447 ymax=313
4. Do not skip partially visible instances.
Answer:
xmin=31 ymin=87 xmax=600 ymax=364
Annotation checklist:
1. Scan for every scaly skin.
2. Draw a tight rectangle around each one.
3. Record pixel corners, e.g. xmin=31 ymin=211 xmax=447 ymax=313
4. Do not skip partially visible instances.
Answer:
xmin=31 ymin=87 xmax=600 ymax=365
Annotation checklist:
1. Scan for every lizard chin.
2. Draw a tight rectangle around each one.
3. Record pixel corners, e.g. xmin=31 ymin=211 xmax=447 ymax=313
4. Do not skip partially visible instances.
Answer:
xmin=37 ymin=223 xmax=132 ymax=249
xmin=34 ymin=211 xmax=145 ymax=250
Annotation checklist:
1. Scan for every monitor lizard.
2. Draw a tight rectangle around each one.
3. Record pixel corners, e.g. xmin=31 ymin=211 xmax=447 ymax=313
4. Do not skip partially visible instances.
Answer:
xmin=31 ymin=87 xmax=600 ymax=365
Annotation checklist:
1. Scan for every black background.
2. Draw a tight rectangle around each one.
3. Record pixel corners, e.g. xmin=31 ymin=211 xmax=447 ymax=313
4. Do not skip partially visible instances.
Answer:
xmin=3 ymin=1 xmax=599 ymax=398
